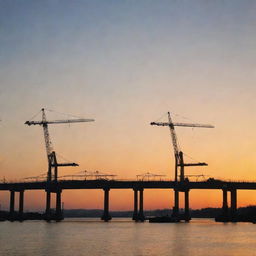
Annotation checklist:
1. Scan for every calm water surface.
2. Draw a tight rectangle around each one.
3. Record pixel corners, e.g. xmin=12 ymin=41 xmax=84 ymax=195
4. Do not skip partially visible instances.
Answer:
xmin=0 ymin=218 xmax=255 ymax=256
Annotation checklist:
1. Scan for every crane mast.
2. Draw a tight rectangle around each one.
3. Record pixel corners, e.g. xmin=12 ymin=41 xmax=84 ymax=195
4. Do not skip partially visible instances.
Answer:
xmin=42 ymin=108 xmax=53 ymax=156
xmin=150 ymin=112 xmax=214 ymax=182
xmin=167 ymin=112 xmax=180 ymax=182
xmin=167 ymin=112 xmax=179 ymax=156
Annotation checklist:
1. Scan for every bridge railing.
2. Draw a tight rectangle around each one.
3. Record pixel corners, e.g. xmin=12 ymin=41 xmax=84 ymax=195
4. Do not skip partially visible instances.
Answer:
xmin=0 ymin=177 xmax=174 ymax=184
xmin=1 ymin=177 xmax=256 ymax=184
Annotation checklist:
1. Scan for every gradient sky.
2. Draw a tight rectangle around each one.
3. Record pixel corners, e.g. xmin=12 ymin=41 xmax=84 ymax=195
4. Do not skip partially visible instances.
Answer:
xmin=0 ymin=0 xmax=256 ymax=211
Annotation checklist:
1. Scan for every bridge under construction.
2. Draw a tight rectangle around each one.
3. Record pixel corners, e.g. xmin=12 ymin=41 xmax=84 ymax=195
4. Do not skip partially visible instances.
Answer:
xmin=0 ymin=178 xmax=255 ymax=222
xmin=0 ymin=110 xmax=253 ymax=222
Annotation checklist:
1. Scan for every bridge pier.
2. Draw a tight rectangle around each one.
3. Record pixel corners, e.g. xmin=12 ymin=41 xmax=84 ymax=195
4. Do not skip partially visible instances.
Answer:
xmin=101 ymin=188 xmax=111 ymax=222
xmin=132 ymin=189 xmax=138 ymax=221
xmin=45 ymin=189 xmax=64 ymax=221
xmin=8 ymin=190 xmax=25 ymax=221
xmin=55 ymin=190 xmax=62 ymax=221
xmin=222 ymin=189 xmax=228 ymax=217
xmin=184 ymin=190 xmax=190 ymax=221
xmin=217 ymin=188 xmax=238 ymax=222
xmin=45 ymin=190 xmax=51 ymax=220
xmin=138 ymin=189 xmax=145 ymax=221
xmin=230 ymin=189 xmax=237 ymax=218
xmin=18 ymin=190 xmax=24 ymax=220
xmin=9 ymin=190 xmax=15 ymax=219
xmin=171 ymin=189 xmax=191 ymax=221
xmin=172 ymin=189 xmax=179 ymax=218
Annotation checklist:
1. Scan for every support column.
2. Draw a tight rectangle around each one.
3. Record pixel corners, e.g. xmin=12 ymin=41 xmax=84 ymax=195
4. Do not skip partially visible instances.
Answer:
xmin=138 ymin=189 xmax=145 ymax=221
xmin=53 ymin=151 xmax=58 ymax=182
xmin=222 ymin=189 xmax=228 ymax=216
xmin=9 ymin=191 xmax=15 ymax=219
xmin=45 ymin=190 xmax=51 ymax=220
xmin=18 ymin=190 xmax=24 ymax=220
xmin=172 ymin=189 xmax=179 ymax=218
xmin=132 ymin=189 xmax=138 ymax=221
xmin=55 ymin=190 xmax=62 ymax=221
xmin=184 ymin=190 xmax=190 ymax=221
xmin=101 ymin=188 xmax=111 ymax=222
xmin=230 ymin=189 xmax=237 ymax=218
xmin=179 ymin=151 xmax=185 ymax=182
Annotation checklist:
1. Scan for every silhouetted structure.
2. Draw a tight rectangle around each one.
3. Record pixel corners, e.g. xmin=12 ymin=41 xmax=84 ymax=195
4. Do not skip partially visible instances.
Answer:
xmin=25 ymin=108 xmax=94 ymax=221
xmin=151 ymin=112 xmax=214 ymax=221
xmin=0 ymin=178 xmax=255 ymax=222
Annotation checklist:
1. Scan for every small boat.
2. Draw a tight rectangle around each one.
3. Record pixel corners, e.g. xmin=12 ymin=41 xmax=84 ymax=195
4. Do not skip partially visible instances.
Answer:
xmin=148 ymin=215 xmax=179 ymax=223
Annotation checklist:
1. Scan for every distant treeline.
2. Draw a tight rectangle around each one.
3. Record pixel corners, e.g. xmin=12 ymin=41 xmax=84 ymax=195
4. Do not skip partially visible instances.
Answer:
xmin=1 ymin=206 xmax=256 ymax=219
xmin=62 ymin=206 xmax=256 ymax=218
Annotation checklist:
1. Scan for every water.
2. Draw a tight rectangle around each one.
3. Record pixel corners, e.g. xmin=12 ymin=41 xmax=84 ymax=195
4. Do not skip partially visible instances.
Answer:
xmin=0 ymin=218 xmax=255 ymax=256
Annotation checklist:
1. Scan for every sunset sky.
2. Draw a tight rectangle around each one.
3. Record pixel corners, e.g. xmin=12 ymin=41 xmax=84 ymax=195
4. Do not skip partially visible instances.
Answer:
xmin=0 ymin=0 xmax=256 ymax=211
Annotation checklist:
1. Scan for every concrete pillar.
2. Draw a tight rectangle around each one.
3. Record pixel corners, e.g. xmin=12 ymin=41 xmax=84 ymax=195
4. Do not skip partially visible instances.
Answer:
xmin=172 ymin=189 xmax=179 ymax=217
xmin=138 ymin=189 xmax=145 ymax=221
xmin=184 ymin=190 xmax=190 ymax=221
xmin=132 ymin=189 xmax=138 ymax=221
xmin=101 ymin=188 xmax=111 ymax=221
xmin=55 ymin=190 xmax=62 ymax=220
xmin=222 ymin=189 xmax=228 ymax=216
xmin=231 ymin=189 xmax=237 ymax=218
xmin=45 ymin=190 xmax=51 ymax=219
xmin=9 ymin=191 xmax=15 ymax=217
xmin=19 ymin=190 xmax=24 ymax=219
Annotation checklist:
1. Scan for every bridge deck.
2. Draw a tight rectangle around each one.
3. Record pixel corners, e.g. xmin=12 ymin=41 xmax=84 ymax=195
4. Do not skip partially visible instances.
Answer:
xmin=1 ymin=179 xmax=256 ymax=191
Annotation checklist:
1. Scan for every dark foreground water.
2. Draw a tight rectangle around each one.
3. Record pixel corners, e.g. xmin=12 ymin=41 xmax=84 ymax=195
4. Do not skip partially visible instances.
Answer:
xmin=0 ymin=218 xmax=255 ymax=256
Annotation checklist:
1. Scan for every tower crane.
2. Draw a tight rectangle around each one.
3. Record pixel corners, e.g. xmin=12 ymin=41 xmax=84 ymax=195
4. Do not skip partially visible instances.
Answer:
xmin=25 ymin=108 xmax=94 ymax=182
xmin=151 ymin=112 xmax=214 ymax=182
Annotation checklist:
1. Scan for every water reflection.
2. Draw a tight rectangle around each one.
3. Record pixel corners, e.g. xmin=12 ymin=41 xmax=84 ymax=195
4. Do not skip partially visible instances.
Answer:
xmin=0 ymin=219 xmax=256 ymax=256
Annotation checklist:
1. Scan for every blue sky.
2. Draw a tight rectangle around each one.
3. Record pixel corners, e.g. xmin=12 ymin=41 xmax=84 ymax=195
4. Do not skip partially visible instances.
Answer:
xmin=0 ymin=0 xmax=256 ymax=183
xmin=1 ymin=0 xmax=256 ymax=210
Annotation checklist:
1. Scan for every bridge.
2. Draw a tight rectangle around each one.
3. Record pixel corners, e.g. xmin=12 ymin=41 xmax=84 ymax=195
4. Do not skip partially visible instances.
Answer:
xmin=1 ymin=178 xmax=256 ymax=222
xmin=1 ymin=111 xmax=231 ymax=222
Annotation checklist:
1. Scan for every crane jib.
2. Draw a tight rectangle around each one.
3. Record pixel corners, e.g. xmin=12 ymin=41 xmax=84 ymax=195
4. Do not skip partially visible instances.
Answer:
xmin=25 ymin=119 xmax=95 ymax=125
xmin=150 ymin=122 xmax=214 ymax=128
